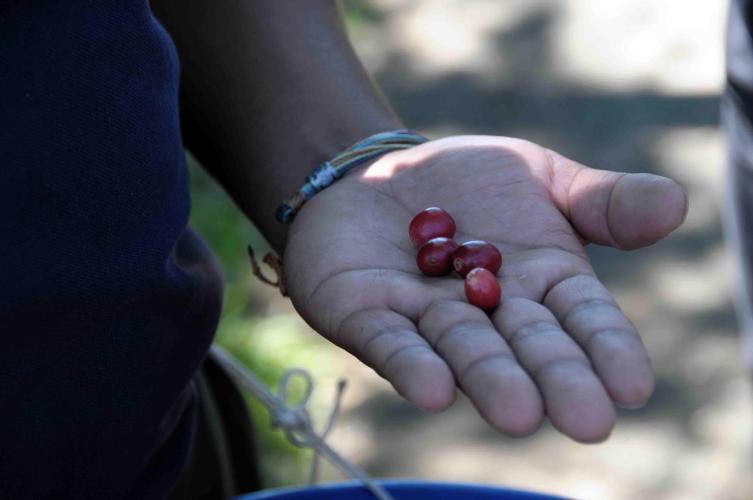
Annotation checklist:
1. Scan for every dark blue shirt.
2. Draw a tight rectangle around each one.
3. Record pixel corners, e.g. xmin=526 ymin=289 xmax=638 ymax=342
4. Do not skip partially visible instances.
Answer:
xmin=0 ymin=1 xmax=224 ymax=497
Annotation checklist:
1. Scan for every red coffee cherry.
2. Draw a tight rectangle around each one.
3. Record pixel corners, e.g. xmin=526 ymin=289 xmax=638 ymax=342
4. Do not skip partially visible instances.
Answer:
xmin=465 ymin=267 xmax=501 ymax=310
xmin=416 ymin=237 xmax=459 ymax=276
xmin=452 ymin=240 xmax=502 ymax=277
xmin=409 ymin=207 xmax=456 ymax=248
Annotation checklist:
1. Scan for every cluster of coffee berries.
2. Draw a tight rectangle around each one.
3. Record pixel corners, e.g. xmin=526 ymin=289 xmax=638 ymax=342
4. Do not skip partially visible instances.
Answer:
xmin=409 ymin=207 xmax=502 ymax=310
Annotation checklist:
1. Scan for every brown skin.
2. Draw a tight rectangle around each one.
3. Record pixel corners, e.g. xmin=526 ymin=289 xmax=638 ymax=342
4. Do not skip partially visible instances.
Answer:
xmin=150 ymin=0 xmax=401 ymax=252
xmin=151 ymin=1 xmax=688 ymax=442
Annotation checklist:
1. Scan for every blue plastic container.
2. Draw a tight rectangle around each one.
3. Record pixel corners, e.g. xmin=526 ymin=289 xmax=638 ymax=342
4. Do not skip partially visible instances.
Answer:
xmin=236 ymin=480 xmax=564 ymax=499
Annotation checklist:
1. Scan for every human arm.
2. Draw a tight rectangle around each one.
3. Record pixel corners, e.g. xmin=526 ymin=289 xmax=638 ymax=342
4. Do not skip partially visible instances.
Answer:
xmin=150 ymin=0 xmax=401 ymax=252
xmin=150 ymin=0 xmax=687 ymax=442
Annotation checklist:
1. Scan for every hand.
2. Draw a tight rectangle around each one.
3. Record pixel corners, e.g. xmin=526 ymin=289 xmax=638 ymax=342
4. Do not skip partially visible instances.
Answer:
xmin=283 ymin=136 xmax=687 ymax=442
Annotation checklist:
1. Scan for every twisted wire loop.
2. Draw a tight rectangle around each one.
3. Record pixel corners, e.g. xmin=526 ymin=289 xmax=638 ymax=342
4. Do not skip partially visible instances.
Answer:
xmin=209 ymin=345 xmax=394 ymax=500
xmin=247 ymin=245 xmax=287 ymax=296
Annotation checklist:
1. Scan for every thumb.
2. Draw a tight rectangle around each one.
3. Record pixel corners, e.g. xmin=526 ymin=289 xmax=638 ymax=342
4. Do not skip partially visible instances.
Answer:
xmin=546 ymin=149 xmax=688 ymax=250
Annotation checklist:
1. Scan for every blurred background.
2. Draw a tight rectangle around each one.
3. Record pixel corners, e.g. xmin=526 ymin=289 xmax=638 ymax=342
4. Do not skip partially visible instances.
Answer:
xmin=188 ymin=1 xmax=753 ymax=498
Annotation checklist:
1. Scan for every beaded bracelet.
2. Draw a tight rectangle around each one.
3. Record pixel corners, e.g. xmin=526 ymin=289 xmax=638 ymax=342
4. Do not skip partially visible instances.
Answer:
xmin=276 ymin=129 xmax=429 ymax=223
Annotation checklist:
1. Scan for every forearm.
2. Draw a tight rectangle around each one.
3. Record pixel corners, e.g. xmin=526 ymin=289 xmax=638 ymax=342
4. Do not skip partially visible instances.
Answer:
xmin=151 ymin=0 xmax=402 ymax=252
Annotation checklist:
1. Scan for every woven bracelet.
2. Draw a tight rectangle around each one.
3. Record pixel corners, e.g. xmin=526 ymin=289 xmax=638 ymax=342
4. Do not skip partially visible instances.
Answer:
xmin=276 ymin=129 xmax=429 ymax=223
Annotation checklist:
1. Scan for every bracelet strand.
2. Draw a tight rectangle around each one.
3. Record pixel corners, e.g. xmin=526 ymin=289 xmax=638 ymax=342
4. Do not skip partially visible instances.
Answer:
xmin=276 ymin=129 xmax=428 ymax=223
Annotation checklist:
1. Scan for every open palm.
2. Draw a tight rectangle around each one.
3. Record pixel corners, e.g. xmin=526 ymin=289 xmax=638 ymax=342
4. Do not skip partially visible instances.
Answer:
xmin=284 ymin=136 xmax=686 ymax=442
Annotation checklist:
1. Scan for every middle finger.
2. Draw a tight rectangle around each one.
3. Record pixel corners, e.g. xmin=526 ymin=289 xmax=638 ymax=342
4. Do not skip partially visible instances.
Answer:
xmin=492 ymin=295 xmax=615 ymax=442
xmin=418 ymin=299 xmax=544 ymax=436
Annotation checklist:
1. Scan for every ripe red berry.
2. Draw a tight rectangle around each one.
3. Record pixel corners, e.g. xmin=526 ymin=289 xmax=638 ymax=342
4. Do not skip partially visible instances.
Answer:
xmin=465 ymin=267 xmax=501 ymax=310
xmin=409 ymin=207 xmax=456 ymax=248
xmin=452 ymin=240 xmax=502 ymax=277
xmin=416 ymin=237 xmax=458 ymax=276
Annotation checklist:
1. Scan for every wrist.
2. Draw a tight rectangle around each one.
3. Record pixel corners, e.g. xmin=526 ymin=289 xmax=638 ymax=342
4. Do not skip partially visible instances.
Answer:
xmin=275 ymin=129 xmax=429 ymax=225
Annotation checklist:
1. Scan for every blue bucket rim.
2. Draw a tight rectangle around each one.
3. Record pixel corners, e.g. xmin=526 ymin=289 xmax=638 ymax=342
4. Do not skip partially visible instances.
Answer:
xmin=236 ymin=479 xmax=564 ymax=499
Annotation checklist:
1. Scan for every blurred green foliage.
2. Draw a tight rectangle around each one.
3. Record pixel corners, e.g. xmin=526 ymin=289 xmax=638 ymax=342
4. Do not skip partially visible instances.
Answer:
xmin=187 ymin=153 xmax=306 ymax=488
xmin=185 ymin=2 xmax=381 ymax=490
xmin=187 ymin=154 xmax=345 ymax=489
xmin=341 ymin=0 xmax=385 ymax=33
